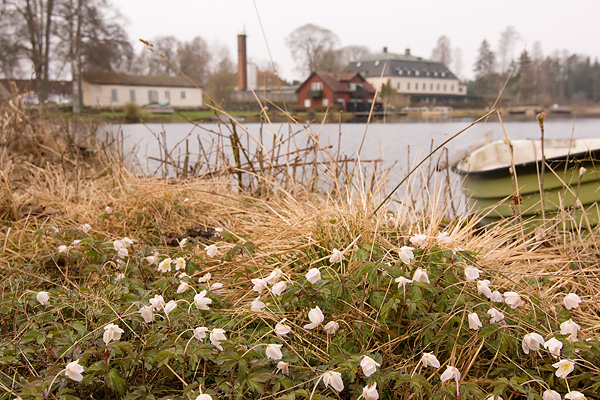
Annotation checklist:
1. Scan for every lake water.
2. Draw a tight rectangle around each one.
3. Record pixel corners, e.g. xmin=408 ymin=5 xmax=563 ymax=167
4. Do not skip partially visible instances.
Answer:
xmin=111 ymin=116 xmax=599 ymax=180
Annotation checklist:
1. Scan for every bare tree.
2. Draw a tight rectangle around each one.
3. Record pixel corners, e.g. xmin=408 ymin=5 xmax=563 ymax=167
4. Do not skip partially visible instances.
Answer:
xmin=452 ymin=47 xmax=464 ymax=79
xmin=177 ymin=36 xmax=211 ymax=86
xmin=338 ymin=45 xmax=371 ymax=67
xmin=430 ymin=35 xmax=452 ymax=66
xmin=0 ymin=5 xmax=25 ymax=78
xmin=497 ymin=25 xmax=520 ymax=73
xmin=205 ymin=43 xmax=236 ymax=104
xmin=285 ymin=24 xmax=340 ymax=76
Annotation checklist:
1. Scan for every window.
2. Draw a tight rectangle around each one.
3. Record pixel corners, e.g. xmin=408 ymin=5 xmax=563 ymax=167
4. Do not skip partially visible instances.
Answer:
xmin=397 ymin=82 xmax=400 ymax=90
xmin=349 ymin=82 xmax=363 ymax=91
xmin=149 ymin=90 xmax=158 ymax=103
xmin=356 ymin=62 xmax=362 ymax=67
xmin=415 ymin=83 xmax=419 ymax=90
xmin=181 ymin=91 xmax=186 ymax=99
xmin=165 ymin=90 xmax=170 ymax=101
xmin=111 ymin=89 xmax=118 ymax=102
xmin=311 ymin=82 xmax=323 ymax=91
xmin=415 ymin=70 xmax=420 ymax=76
xmin=407 ymin=82 xmax=411 ymax=90
xmin=397 ymin=69 xmax=403 ymax=75
xmin=323 ymin=98 xmax=330 ymax=107
xmin=437 ymin=84 xmax=440 ymax=90
xmin=374 ymin=60 xmax=380 ymax=66
xmin=441 ymin=72 xmax=446 ymax=77
xmin=443 ymin=84 xmax=447 ymax=91
xmin=451 ymin=85 xmax=455 ymax=92
xmin=129 ymin=89 xmax=136 ymax=102
xmin=304 ymin=99 xmax=311 ymax=107
xmin=430 ymin=84 xmax=433 ymax=90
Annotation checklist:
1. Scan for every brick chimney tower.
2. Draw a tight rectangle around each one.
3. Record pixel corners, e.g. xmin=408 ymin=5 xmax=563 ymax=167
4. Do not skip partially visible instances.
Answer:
xmin=237 ymin=34 xmax=248 ymax=91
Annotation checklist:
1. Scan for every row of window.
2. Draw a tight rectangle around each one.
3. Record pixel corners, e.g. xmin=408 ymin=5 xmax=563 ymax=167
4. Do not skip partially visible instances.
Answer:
xmin=396 ymin=69 xmax=447 ymax=78
xmin=397 ymin=81 xmax=456 ymax=93
xmin=110 ymin=89 xmax=187 ymax=103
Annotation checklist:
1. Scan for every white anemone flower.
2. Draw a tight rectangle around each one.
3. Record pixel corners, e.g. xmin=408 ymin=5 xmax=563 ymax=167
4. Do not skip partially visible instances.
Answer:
xmin=329 ymin=248 xmax=345 ymax=264
xmin=410 ymin=234 xmax=428 ymax=248
xmin=440 ymin=365 xmax=461 ymax=382
xmin=209 ymin=328 xmax=227 ymax=351
xmin=65 ymin=360 xmax=84 ymax=382
xmin=420 ymin=352 xmax=441 ymax=368
xmin=544 ymin=337 xmax=563 ymax=358
xmin=362 ymin=383 xmax=379 ymax=400
xmin=274 ymin=319 xmax=291 ymax=336
xmin=412 ymin=267 xmax=430 ymax=283
xmin=437 ymin=232 xmax=454 ymax=245
xmin=157 ymin=258 xmax=172 ymax=273
xmin=251 ymin=278 xmax=268 ymax=293
xmin=205 ymin=244 xmax=218 ymax=258
xmin=139 ymin=305 xmax=154 ymax=323
xmin=210 ymin=282 xmax=223 ymax=292
xmin=265 ymin=344 xmax=283 ymax=360
xmin=395 ymin=276 xmax=412 ymax=289
xmin=521 ymin=332 xmax=545 ymax=354
xmin=504 ymin=292 xmax=521 ymax=309
xmin=271 ymin=281 xmax=287 ymax=296
xmin=477 ymin=280 xmax=493 ymax=298
xmin=464 ymin=266 xmax=482 ymax=281
xmin=174 ymin=257 xmax=186 ymax=271
xmin=542 ymin=390 xmax=562 ymax=400
xmin=304 ymin=306 xmax=325 ymax=330
xmin=115 ymin=272 xmax=125 ymax=281
xmin=81 ymin=223 xmax=92 ymax=233
xmin=195 ymin=393 xmax=212 ymax=400
xmin=322 ymin=370 xmax=344 ymax=392
xmin=324 ymin=321 xmax=339 ymax=335
xmin=265 ymin=268 xmax=284 ymax=285
xmin=58 ymin=245 xmax=69 ymax=253
xmin=103 ymin=323 xmax=124 ymax=345
xmin=251 ymin=297 xmax=266 ymax=312
xmin=176 ymin=281 xmax=190 ymax=294
xmin=565 ymin=391 xmax=586 ymax=400
xmin=560 ymin=318 xmax=581 ymax=340
xmin=489 ymin=290 xmax=504 ymax=303
xmin=564 ymin=293 xmax=582 ymax=309
xmin=398 ymin=246 xmax=415 ymax=265
xmin=553 ymin=359 xmax=575 ymax=378
xmin=305 ymin=268 xmax=321 ymax=284
xmin=193 ymin=327 xmax=208 ymax=340
xmin=468 ymin=312 xmax=482 ymax=330
xmin=485 ymin=396 xmax=503 ymax=400
xmin=164 ymin=300 xmax=177 ymax=315
xmin=36 ymin=291 xmax=50 ymax=305
xmin=487 ymin=308 xmax=505 ymax=324
xmin=198 ymin=272 xmax=211 ymax=283
xmin=149 ymin=294 xmax=166 ymax=310
xmin=276 ymin=361 xmax=289 ymax=374
xmin=360 ymin=355 xmax=381 ymax=377
xmin=194 ymin=290 xmax=212 ymax=310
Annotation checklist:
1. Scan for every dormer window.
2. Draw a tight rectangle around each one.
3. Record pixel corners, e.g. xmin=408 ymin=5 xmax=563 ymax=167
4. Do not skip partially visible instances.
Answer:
xmin=374 ymin=60 xmax=380 ymax=66
xmin=356 ymin=62 xmax=362 ymax=67
xmin=311 ymin=82 xmax=323 ymax=91
xmin=441 ymin=72 xmax=446 ymax=77
xmin=415 ymin=70 xmax=420 ymax=76
xmin=434 ymin=71 xmax=439 ymax=77
xmin=397 ymin=69 xmax=403 ymax=75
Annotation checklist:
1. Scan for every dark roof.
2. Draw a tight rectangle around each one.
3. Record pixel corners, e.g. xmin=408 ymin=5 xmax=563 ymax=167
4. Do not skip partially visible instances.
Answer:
xmin=256 ymin=70 xmax=289 ymax=88
xmin=301 ymin=72 xmax=376 ymax=94
xmin=345 ymin=51 xmax=458 ymax=80
xmin=0 ymin=79 xmax=72 ymax=95
xmin=82 ymin=72 xmax=199 ymax=88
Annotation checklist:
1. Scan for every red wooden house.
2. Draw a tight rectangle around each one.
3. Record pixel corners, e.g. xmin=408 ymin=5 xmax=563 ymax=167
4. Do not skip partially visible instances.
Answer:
xmin=296 ymin=72 xmax=376 ymax=112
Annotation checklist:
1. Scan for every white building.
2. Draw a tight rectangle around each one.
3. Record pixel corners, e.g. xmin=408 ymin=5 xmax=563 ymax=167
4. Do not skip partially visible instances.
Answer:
xmin=345 ymin=48 xmax=467 ymax=104
xmin=81 ymin=72 xmax=203 ymax=109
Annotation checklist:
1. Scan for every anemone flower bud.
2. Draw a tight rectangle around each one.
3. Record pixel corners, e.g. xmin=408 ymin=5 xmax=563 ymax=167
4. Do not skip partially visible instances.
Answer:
xmin=322 ymin=370 xmax=344 ymax=392
xmin=274 ymin=319 xmax=291 ymax=336
xmin=305 ymin=268 xmax=321 ymax=284
xmin=149 ymin=294 xmax=165 ymax=310
xmin=440 ymin=365 xmax=461 ymax=383
xmin=65 ymin=360 xmax=84 ymax=382
xmin=252 ymin=278 xmax=268 ymax=293
xmin=360 ymin=355 xmax=381 ymax=377
xmin=194 ymin=290 xmax=212 ymax=310
xmin=564 ymin=293 xmax=582 ymax=309
xmin=560 ymin=318 xmax=581 ymax=339
xmin=303 ymin=306 xmax=324 ymax=329
xmin=437 ymin=232 xmax=453 ymax=245
xmin=81 ymin=223 xmax=92 ymax=233
xmin=565 ymin=391 xmax=586 ymax=400
xmin=265 ymin=268 xmax=283 ymax=285
xmin=36 ymin=291 xmax=50 ymax=305
xmin=324 ymin=321 xmax=339 ymax=335
xmin=398 ymin=246 xmax=415 ymax=265
xmin=58 ymin=245 xmax=68 ymax=253
xmin=198 ymin=272 xmax=211 ymax=283
xmin=410 ymin=234 xmax=428 ymax=248
xmin=553 ymin=359 xmax=575 ymax=378
xmin=362 ymin=383 xmax=379 ymax=400
xmin=329 ymin=248 xmax=345 ymax=264
xmin=176 ymin=281 xmax=190 ymax=294
xmin=271 ymin=281 xmax=287 ymax=296
xmin=164 ymin=300 xmax=177 ymax=314
xmin=103 ymin=323 xmax=124 ymax=345
xmin=521 ymin=332 xmax=544 ymax=354
xmin=193 ymin=327 xmax=208 ymax=340
xmin=276 ymin=361 xmax=289 ymax=374
xmin=504 ymin=292 xmax=521 ymax=309
xmin=412 ymin=268 xmax=430 ymax=283
xmin=205 ymin=244 xmax=218 ymax=258
xmin=195 ymin=393 xmax=212 ymax=400
xmin=464 ymin=266 xmax=482 ymax=281
xmin=420 ymin=352 xmax=440 ymax=368
xmin=489 ymin=290 xmax=504 ymax=303
xmin=477 ymin=280 xmax=492 ymax=298
xmin=209 ymin=328 xmax=226 ymax=351
xmin=139 ymin=305 xmax=154 ymax=323
xmin=468 ymin=312 xmax=482 ymax=330
xmin=543 ymin=390 xmax=561 ymax=400
xmin=395 ymin=276 xmax=412 ymax=289
xmin=251 ymin=297 xmax=266 ymax=312
xmin=265 ymin=344 xmax=283 ymax=360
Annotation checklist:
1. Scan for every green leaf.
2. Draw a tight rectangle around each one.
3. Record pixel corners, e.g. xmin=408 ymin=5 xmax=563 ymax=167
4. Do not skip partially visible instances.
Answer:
xmin=20 ymin=330 xmax=40 ymax=344
xmin=105 ymin=367 xmax=127 ymax=394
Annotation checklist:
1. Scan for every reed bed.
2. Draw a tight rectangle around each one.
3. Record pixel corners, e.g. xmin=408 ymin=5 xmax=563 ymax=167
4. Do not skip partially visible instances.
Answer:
xmin=1 ymin=97 xmax=599 ymax=400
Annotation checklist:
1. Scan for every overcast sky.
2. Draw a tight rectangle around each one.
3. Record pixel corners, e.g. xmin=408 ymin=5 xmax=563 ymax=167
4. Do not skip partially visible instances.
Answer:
xmin=116 ymin=0 xmax=599 ymax=82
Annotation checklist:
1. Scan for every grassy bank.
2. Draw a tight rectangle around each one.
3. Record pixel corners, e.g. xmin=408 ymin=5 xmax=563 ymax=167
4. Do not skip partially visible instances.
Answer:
xmin=1 ymin=99 xmax=599 ymax=400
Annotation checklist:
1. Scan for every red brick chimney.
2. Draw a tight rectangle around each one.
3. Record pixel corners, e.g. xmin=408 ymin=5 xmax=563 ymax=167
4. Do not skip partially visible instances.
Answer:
xmin=237 ymin=34 xmax=248 ymax=91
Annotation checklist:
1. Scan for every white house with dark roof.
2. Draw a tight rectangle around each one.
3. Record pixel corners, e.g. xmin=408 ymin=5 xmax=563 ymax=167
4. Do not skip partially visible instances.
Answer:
xmin=345 ymin=48 xmax=467 ymax=104
xmin=81 ymin=72 xmax=203 ymax=109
